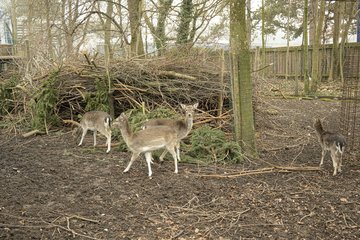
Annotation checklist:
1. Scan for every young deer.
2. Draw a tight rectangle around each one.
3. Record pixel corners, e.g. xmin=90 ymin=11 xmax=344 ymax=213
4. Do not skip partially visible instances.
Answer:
xmin=142 ymin=103 xmax=198 ymax=162
xmin=314 ymin=119 xmax=346 ymax=176
xmin=114 ymin=112 xmax=179 ymax=177
xmin=78 ymin=111 xmax=112 ymax=153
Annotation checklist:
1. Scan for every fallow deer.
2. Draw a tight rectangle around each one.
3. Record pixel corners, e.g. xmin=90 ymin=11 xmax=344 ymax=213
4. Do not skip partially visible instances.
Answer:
xmin=142 ymin=103 xmax=198 ymax=162
xmin=114 ymin=112 xmax=179 ymax=177
xmin=78 ymin=111 xmax=112 ymax=153
xmin=314 ymin=118 xmax=346 ymax=176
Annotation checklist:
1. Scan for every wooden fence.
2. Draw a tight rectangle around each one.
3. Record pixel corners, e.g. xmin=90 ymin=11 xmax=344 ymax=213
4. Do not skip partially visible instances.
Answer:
xmin=253 ymin=42 xmax=360 ymax=79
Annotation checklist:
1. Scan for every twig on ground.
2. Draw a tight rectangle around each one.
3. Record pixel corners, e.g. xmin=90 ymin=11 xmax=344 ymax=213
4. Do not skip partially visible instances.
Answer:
xmin=198 ymin=166 xmax=321 ymax=178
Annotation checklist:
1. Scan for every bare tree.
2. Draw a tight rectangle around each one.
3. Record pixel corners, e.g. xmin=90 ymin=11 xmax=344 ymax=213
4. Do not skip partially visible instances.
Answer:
xmin=128 ymin=0 xmax=145 ymax=56
xmin=143 ymin=0 xmax=173 ymax=55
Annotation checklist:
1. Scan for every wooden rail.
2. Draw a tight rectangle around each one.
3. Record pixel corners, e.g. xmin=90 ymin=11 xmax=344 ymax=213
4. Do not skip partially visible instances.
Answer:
xmin=0 ymin=44 xmax=24 ymax=60
xmin=252 ymin=42 xmax=360 ymax=79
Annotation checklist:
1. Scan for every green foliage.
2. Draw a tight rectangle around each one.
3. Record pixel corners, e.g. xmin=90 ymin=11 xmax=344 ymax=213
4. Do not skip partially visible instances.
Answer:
xmin=0 ymin=76 xmax=19 ymax=115
xmin=85 ymin=78 xmax=109 ymax=112
xmin=184 ymin=126 xmax=243 ymax=164
xmin=31 ymin=70 xmax=60 ymax=130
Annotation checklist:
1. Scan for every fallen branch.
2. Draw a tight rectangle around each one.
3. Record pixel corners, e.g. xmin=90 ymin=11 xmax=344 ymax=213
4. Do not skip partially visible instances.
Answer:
xmin=158 ymin=70 xmax=197 ymax=81
xmin=63 ymin=119 xmax=81 ymax=127
xmin=0 ymin=213 xmax=101 ymax=240
xmin=22 ymin=129 xmax=44 ymax=138
xmin=199 ymin=166 xmax=321 ymax=178
xmin=252 ymin=62 xmax=274 ymax=73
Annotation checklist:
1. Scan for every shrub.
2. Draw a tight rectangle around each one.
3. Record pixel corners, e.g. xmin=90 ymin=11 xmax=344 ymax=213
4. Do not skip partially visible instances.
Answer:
xmin=85 ymin=78 xmax=109 ymax=113
xmin=0 ymin=76 xmax=19 ymax=115
xmin=31 ymin=70 xmax=61 ymax=131
xmin=185 ymin=126 xmax=243 ymax=164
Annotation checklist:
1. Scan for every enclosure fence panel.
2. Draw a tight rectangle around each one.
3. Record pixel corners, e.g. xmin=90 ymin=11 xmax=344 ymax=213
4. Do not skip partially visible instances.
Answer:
xmin=255 ymin=42 xmax=360 ymax=79
xmin=340 ymin=44 xmax=360 ymax=151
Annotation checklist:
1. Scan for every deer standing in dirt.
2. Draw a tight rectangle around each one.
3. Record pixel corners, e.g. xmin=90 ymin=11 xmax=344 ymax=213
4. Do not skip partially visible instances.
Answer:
xmin=114 ymin=112 xmax=179 ymax=178
xmin=142 ymin=103 xmax=198 ymax=162
xmin=78 ymin=111 xmax=112 ymax=153
xmin=314 ymin=119 xmax=346 ymax=176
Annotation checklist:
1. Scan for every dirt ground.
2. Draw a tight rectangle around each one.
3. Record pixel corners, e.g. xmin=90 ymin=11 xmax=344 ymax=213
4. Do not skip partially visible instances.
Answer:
xmin=1 ymin=82 xmax=359 ymax=239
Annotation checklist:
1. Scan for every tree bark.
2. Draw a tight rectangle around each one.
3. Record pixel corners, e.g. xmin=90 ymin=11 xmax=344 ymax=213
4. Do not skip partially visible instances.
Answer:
xmin=310 ymin=0 xmax=325 ymax=94
xmin=303 ymin=0 xmax=310 ymax=94
xmin=230 ymin=0 xmax=257 ymax=157
xmin=328 ymin=1 xmax=343 ymax=81
xmin=128 ymin=0 xmax=145 ymax=56
xmin=176 ymin=0 xmax=193 ymax=45
xmin=104 ymin=0 xmax=114 ymax=60
xmin=143 ymin=0 xmax=173 ymax=55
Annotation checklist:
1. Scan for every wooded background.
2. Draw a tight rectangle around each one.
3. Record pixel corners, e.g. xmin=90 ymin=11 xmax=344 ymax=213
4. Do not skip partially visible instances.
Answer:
xmin=0 ymin=0 xmax=359 ymax=153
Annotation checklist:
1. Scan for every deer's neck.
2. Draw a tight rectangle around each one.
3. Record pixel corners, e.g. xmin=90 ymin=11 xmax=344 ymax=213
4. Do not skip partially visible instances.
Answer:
xmin=314 ymin=123 xmax=325 ymax=136
xmin=120 ymin=120 xmax=133 ymax=146
xmin=176 ymin=115 xmax=193 ymax=138
xmin=185 ymin=115 xmax=193 ymax=132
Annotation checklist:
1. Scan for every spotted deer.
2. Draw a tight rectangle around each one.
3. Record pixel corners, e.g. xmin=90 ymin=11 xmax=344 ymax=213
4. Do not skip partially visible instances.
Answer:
xmin=114 ymin=112 xmax=179 ymax=178
xmin=142 ymin=103 xmax=198 ymax=162
xmin=78 ymin=111 xmax=112 ymax=153
xmin=314 ymin=119 xmax=346 ymax=176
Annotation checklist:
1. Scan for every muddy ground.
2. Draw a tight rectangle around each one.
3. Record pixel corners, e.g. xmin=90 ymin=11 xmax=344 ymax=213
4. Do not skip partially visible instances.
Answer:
xmin=0 ymin=83 xmax=359 ymax=239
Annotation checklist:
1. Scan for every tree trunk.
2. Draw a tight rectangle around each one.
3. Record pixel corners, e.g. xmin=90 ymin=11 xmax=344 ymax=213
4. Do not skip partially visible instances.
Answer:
xmin=104 ymin=0 xmax=114 ymax=60
xmin=285 ymin=0 xmax=292 ymax=81
xmin=128 ymin=0 xmax=145 ymax=56
xmin=45 ymin=0 xmax=54 ymax=59
xmin=246 ymin=0 xmax=251 ymax=45
xmin=143 ymin=0 xmax=173 ymax=55
xmin=176 ymin=0 xmax=193 ymax=45
xmin=309 ymin=0 xmax=317 ymax=45
xmin=303 ymin=0 xmax=310 ymax=94
xmin=156 ymin=0 xmax=172 ymax=54
xmin=340 ymin=2 xmax=357 ymax=45
xmin=10 ymin=0 xmax=17 ymax=48
xmin=310 ymin=0 xmax=325 ymax=94
xmin=328 ymin=1 xmax=343 ymax=81
xmin=230 ymin=0 xmax=257 ymax=157
xmin=261 ymin=0 xmax=266 ymax=70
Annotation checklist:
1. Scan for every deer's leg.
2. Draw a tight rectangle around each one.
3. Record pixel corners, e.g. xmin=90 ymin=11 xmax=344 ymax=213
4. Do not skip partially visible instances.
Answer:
xmin=320 ymin=148 xmax=326 ymax=166
xmin=176 ymin=141 xmax=181 ymax=162
xmin=159 ymin=150 xmax=168 ymax=162
xmin=144 ymin=152 xmax=153 ymax=177
xmin=106 ymin=133 xmax=111 ymax=153
xmin=78 ymin=128 xmax=87 ymax=146
xmin=167 ymin=145 xmax=178 ymax=174
xmin=93 ymin=130 xmax=97 ymax=146
xmin=331 ymin=151 xmax=338 ymax=176
xmin=124 ymin=152 xmax=140 ymax=173
xmin=338 ymin=153 xmax=343 ymax=173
